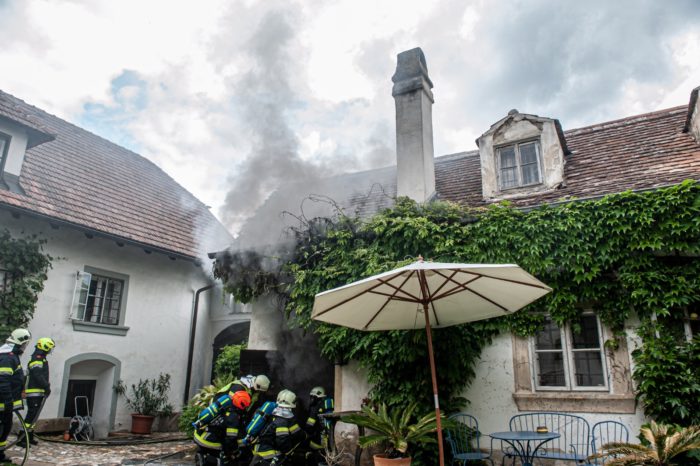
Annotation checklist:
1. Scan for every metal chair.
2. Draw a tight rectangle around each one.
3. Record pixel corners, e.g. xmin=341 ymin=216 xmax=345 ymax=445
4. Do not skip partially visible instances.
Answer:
xmin=508 ymin=412 xmax=591 ymax=463
xmin=446 ymin=413 xmax=495 ymax=466
xmin=589 ymin=421 xmax=630 ymax=465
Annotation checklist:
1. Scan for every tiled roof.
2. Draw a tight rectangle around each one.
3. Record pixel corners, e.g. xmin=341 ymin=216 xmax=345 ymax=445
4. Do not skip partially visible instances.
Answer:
xmin=0 ymin=90 xmax=231 ymax=260
xmin=340 ymin=104 xmax=700 ymax=213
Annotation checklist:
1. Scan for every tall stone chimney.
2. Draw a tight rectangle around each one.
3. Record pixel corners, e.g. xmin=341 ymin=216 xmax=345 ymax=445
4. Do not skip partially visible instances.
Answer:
xmin=392 ymin=48 xmax=436 ymax=203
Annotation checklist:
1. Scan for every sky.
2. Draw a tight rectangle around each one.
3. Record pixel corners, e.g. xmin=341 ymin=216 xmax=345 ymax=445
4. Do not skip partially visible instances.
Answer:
xmin=1 ymin=0 xmax=699 ymax=235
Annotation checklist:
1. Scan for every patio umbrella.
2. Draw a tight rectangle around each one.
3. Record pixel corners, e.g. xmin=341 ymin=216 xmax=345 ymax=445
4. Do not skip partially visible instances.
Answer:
xmin=312 ymin=258 xmax=552 ymax=466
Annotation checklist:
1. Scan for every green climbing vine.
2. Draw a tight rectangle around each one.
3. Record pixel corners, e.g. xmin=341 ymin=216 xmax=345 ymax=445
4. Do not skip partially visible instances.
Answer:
xmin=0 ymin=229 xmax=53 ymax=335
xmin=214 ymin=180 xmax=700 ymax=430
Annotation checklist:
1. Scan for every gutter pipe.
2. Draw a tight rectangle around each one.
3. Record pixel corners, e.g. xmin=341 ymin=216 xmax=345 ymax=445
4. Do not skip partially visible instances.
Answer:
xmin=184 ymin=284 xmax=214 ymax=405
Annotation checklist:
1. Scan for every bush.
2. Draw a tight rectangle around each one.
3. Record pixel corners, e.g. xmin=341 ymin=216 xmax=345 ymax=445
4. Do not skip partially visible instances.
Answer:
xmin=214 ymin=343 xmax=247 ymax=379
xmin=178 ymin=376 xmax=235 ymax=437
xmin=116 ymin=373 xmax=173 ymax=417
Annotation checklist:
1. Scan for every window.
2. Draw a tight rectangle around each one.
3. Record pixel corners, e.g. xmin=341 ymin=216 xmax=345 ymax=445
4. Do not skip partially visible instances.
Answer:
xmin=532 ymin=313 xmax=607 ymax=391
xmin=0 ymin=132 xmax=10 ymax=177
xmin=70 ymin=267 xmax=129 ymax=335
xmin=497 ymin=140 xmax=542 ymax=190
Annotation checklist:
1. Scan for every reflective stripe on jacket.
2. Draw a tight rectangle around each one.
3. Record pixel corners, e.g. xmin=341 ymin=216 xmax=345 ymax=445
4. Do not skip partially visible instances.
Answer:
xmin=25 ymin=350 xmax=50 ymax=398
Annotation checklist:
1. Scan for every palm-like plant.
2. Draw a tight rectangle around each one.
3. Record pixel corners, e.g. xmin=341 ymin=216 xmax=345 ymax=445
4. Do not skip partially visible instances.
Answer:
xmin=590 ymin=421 xmax=700 ymax=466
xmin=341 ymin=402 xmax=448 ymax=458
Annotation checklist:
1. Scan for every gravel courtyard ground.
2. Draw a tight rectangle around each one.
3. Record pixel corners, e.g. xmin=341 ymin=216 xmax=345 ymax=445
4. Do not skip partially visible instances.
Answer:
xmin=4 ymin=433 xmax=196 ymax=466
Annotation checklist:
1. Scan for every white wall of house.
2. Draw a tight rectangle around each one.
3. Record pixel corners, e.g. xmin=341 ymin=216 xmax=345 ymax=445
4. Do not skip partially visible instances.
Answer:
xmin=463 ymin=332 xmax=647 ymax=436
xmin=2 ymin=210 xmax=214 ymax=437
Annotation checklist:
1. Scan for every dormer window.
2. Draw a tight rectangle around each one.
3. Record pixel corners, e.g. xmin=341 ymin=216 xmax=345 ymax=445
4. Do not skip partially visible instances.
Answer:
xmin=497 ymin=140 xmax=542 ymax=190
xmin=0 ymin=132 xmax=10 ymax=177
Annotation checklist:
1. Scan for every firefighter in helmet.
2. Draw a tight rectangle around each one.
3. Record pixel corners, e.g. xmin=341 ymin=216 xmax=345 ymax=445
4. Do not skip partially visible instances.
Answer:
xmin=251 ymin=389 xmax=305 ymax=466
xmin=18 ymin=337 xmax=55 ymax=448
xmin=219 ymin=375 xmax=270 ymax=399
xmin=0 ymin=329 xmax=31 ymax=462
xmin=304 ymin=386 xmax=335 ymax=462
xmin=194 ymin=389 xmax=252 ymax=466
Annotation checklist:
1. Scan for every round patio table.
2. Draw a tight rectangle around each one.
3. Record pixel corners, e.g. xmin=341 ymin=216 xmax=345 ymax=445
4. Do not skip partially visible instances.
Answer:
xmin=489 ymin=430 xmax=560 ymax=466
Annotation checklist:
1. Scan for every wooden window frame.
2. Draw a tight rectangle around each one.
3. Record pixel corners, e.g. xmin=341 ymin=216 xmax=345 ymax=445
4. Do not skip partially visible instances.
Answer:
xmin=496 ymin=139 xmax=543 ymax=190
xmin=530 ymin=312 xmax=609 ymax=392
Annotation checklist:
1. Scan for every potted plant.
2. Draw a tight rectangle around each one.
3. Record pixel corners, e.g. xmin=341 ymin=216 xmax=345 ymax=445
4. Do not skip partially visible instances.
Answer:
xmin=341 ymin=402 xmax=445 ymax=466
xmin=116 ymin=373 xmax=174 ymax=434
xmin=589 ymin=421 xmax=700 ymax=465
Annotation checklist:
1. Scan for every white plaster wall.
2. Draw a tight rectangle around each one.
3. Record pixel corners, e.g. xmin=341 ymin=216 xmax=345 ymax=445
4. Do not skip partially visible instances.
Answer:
xmin=247 ymin=295 xmax=284 ymax=350
xmin=462 ymin=333 xmax=646 ymax=437
xmin=0 ymin=119 xmax=29 ymax=176
xmin=1 ymin=210 xmax=212 ymax=432
xmin=338 ymin=361 xmax=371 ymax=412
xmin=690 ymin=90 xmax=700 ymax=143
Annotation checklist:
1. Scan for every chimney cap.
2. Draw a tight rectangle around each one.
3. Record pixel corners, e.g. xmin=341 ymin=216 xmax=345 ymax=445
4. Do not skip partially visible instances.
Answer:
xmin=392 ymin=47 xmax=434 ymax=96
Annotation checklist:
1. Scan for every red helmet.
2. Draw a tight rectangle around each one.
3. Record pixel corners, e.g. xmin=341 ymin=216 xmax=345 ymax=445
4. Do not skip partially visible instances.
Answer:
xmin=231 ymin=390 xmax=251 ymax=411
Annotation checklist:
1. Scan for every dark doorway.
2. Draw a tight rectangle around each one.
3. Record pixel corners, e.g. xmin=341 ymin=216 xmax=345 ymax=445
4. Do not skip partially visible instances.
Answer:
xmin=63 ymin=380 xmax=96 ymax=417
xmin=210 ymin=322 xmax=251 ymax=382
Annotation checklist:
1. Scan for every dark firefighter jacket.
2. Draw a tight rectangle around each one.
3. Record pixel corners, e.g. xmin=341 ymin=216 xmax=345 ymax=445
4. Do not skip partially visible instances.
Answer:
xmin=194 ymin=407 xmax=245 ymax=453
xmin=25 ymin=349 xmax=50 ymax=398
xmin=253 ymin=407 xmax=305 ymax=460
xmin=305 ymin=396 xmax=334 ymax=450
xmin=0 ymin=343 xmax=25 ymax=411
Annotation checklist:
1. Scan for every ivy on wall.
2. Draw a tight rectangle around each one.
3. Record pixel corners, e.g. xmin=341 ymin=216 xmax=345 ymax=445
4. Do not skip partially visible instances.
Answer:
xmin=214 ymin=181 xmax=700 ymax=430
xmin=0 ymin=229 xmax=53 ymax=336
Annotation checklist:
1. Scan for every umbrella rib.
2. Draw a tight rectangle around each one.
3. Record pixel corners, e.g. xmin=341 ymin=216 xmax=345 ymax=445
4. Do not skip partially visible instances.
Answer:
xmin=313 ymin=279 xmax=390 ymax=319
xmin=363 ymin=271 xmax=416 ymax=330
xmin=375 ymin=276 xmax=422 ymax=301
xmin=430 ymin=271 xmax=480 ymax=301
xmin=367 ymin=291 xmax=418 ymax=303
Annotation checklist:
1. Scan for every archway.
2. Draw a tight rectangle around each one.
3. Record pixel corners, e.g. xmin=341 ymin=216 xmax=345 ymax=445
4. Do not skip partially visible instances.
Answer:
xmin=60 ymin=353 xmax=121 ymax=439
xmin=210 ymin=322 xmax=250 ymax=381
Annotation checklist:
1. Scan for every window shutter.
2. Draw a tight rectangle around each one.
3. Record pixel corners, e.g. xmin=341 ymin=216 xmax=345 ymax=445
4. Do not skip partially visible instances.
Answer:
xmin=70 ymin=271 xmax=91 ymax=320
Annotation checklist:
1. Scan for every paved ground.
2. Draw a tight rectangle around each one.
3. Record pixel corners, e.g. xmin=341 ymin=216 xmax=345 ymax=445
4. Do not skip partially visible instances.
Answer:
xmin=4 ymin=433 xmax=197 ymax=466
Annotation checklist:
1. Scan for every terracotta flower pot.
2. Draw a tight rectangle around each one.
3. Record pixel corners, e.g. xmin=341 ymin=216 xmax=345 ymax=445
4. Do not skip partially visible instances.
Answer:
xmin=373 ymin=454 xmax=412 ymax=466
xmin=130 ymin=413 xmax=155 ymax=434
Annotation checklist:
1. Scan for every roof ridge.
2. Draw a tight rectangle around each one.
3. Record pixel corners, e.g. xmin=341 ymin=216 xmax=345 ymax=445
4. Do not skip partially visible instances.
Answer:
xmin=565 ymin=105 xmax=687 ymax=136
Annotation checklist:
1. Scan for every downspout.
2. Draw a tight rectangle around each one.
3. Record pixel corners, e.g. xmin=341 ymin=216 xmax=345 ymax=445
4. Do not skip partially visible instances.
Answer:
xmin=184 ymin=284 xmax=214 ymax=405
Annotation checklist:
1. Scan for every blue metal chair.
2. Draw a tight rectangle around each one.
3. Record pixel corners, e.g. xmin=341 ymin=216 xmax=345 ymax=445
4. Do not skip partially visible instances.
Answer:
xmin=446 ymin=413 xmax=495 ymax=466
xmin=508 ymin=412 xmax=591 ymax=463
xmin=589 ymin=421 xmax=630 ymax=465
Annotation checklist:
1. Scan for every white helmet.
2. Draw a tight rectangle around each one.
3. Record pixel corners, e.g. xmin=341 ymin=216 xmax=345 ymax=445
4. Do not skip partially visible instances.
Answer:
xmin=7 ymin=329 xmax=31 ymax=346
xmin=310 ymin=386 xmax=326 ymax=398
xmin=253 ymin=375 xmax=270 ymax=392
xmin=277 ymin=389 xmax=296 ymax=408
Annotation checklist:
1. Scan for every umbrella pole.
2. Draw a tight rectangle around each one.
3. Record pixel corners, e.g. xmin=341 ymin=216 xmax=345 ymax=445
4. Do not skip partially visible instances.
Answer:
xmin=423 ymin=302 xmax=445 ymax=466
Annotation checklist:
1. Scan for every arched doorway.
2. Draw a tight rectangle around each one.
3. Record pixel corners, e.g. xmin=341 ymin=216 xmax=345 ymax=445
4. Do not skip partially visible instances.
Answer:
xmin=60 ymin=353 xmax=121 ymax=439
xmin=210 ymin=322 xmax=250 ymax=381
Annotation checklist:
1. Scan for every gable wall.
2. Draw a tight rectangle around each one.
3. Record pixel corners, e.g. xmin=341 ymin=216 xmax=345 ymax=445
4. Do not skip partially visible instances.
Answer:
xmin=1 ymin=209 xmax=213 ymax=433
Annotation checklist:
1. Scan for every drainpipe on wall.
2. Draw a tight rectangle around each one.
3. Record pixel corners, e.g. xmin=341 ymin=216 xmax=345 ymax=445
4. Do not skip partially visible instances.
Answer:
xmin=184 ymin=284 xmax=214 ymax=405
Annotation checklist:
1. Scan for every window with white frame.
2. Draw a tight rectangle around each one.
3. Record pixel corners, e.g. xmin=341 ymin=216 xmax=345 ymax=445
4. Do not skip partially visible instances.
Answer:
xmin=497 ymin=140 xmax=542 ymax=190
xmin=532 ymin=313 xmax=608 ymax=390
xmin=0 ymin=132 xmax=10 ymax=177
xmin=71 ymin=267 xmax=129 ymax=328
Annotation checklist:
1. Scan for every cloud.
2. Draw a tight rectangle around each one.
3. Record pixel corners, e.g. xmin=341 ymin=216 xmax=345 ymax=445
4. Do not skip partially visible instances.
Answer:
xmin=1 ymin=0 xmax=699 ymax=237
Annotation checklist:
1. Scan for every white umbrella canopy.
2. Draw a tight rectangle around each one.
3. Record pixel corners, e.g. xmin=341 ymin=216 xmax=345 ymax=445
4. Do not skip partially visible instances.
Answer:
xmin=311 ymin=259 xmax=552 ymax=466
xmin=312 ymin=261 xmax=552 ymax=329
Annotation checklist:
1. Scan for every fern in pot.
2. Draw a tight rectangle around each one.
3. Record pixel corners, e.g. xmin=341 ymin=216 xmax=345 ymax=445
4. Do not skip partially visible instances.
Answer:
xmin=342 ymin=402 xmax=448 ymax=466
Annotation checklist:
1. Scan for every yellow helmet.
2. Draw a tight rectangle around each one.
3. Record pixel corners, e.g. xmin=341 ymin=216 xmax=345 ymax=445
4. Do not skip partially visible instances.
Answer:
xmin=7 ymin=329 xmax=31 ymax=346
xmin=36 ymin=337 xmax=55 ymax=352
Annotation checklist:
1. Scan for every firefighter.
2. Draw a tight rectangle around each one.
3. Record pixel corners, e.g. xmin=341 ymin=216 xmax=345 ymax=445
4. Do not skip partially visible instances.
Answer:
xmin=18 ymin=337 xmax=55 ymax=448
xmin=194 ymin=389 xmax=252 ymax=466
xmin=251 ymin=389 xmax=305 ymax=466
xmin=0 ymin=329 xmax=31 ymax=463
xmin=304 ymin=386 xmax=334 ymax=462
xmin=219 ymin=375 xmax=270 ymax=399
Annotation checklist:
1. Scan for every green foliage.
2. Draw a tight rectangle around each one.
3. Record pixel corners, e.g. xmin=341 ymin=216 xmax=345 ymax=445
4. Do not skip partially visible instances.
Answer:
xmin=214 ymin=343 xmax=247 ymax=379
xmin=632 ymin=326 xmax=700 ymax=425
xmin=341 ymin=402 xmax=450 ymax=458
xmin=215 ymin=181 xmax=700 ymax=457
xmin=590 ymin=421 xmax=700 ymax=465
xmin=0 ymin=229 xmax=53 ymax=335
xmin=178 ymin=376 xmax=235 ymax=437
xmin=116 ymin=373 xmax=174 ymax=417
